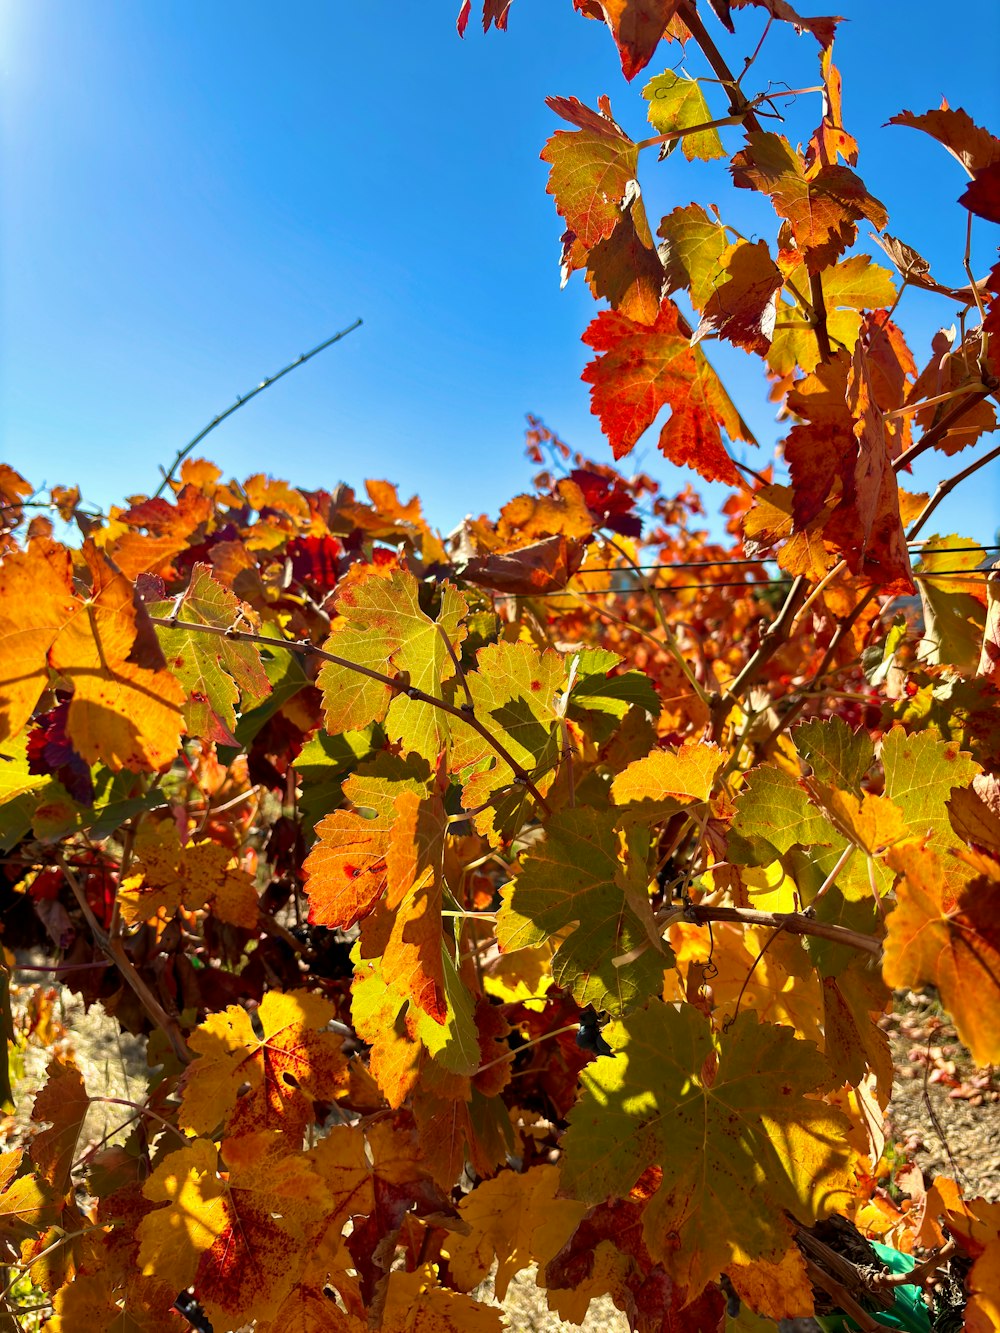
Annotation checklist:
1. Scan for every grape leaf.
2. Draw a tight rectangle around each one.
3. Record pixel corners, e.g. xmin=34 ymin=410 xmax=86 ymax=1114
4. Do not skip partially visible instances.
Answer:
xmin=380 ymin=1265 xmax=504 ymax=1332
xmin=792 ymin=717 xmax=874 ymax=797
xmin=450 ymin=640 xmax=565 ymax=843
xmin=582 ymin=1 xmax=683 ymax=82
xmin=731 ymin=133 xmax=887 ymax=271
xmin=29 ymin=1054 xmax=89 ymax=1197
xmin=303 ymin=753 xmax=430 ymax=930
xmin=730 ymin=765 xmax=834 ymax=863
xmin=0 ymin=540 xmax=185 ymax=770
xmin=568 ymin=647 xmax=660 ymax=721
xmin=888 ymin=103 xmax=1000 ymax=175
xmin=610 ymin=738 xmax=722 ymax=820
xmin=730 ymin=0 xmax=839 ymax=46
xmin=657 ymin=203 xmax=729 ymax=311
xmin=560 ymin=1003 xmax=854 ymax=1298
xmin=916 ymin=537 xmax=989 ymax=671
xmin=642 ymin=70 xmax=725 ymax=161
xmin=179 ymin=990 xmax=347 ymax=1137
xmin=541 ymin=96 xmax=638 ymax=254
xmin=884 ymin=844 xmax=1000 ymax=1065
xmin=318 ymin=565 xmax=467 ymax=761
xmin=138 ymin=1132 xmax=331 ymax=1330
xmin=692 ymin=239 xmax=783 ymax=355
xmin=120 ymin=819 xmax=259 ymax=928
xmin=496 ymin=807 xmax=667 ymax=1015
xmin=582 ymin=300 xmax=744 ymax=482
xmin=150 ymin=563 xmax=270 ymax=746
xmin=881 ymin=727 xmax=980 ymax=849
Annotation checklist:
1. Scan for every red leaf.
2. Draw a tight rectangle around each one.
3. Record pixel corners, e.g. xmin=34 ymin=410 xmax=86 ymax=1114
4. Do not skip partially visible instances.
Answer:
xmin=581 ymin=300 xmax=741 ymax=483
xmin=960 ymin=160 xmax=1000 ymax=224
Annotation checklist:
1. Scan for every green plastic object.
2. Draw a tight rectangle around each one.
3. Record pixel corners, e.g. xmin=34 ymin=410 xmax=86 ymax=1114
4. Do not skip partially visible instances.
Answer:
xmin=814 ymin=1241 xmax=932 ymax=1333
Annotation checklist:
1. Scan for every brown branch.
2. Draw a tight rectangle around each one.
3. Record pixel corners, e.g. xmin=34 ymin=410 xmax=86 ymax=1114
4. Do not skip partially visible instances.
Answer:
xmin=712 ymin=575 xmax=809 ymax=735
xmin=678 ymin=2 xmax=764 ymax=131
xmin=685 ymin=905 xmax=882 ymax=956
xmin=892 ymin=386 xmax=993 ymax=473
xmin=56 ymin=852 xmax=192 ymax=1065
xmin=149 ymin=615 xmax=551 ymax=814
xmin=802 ymin=1258 xmax=883 ymax=1333
xmin=907 ymin=437 xmax=1000 ymax=542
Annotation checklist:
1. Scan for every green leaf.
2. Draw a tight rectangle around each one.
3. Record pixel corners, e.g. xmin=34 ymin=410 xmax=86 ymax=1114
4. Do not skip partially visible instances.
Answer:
xmin=318 ymin=566 xmax=468 ymax=762
xmin=792 ymin=717 xmax=874 ymax=797
xmin=151 ymin=563 xmax=271 ymax=745
xmin=560 ymin=1004 xmax=853 ymax=1298
xmin=496 ymin=808 xmax=666 ymax=1016
xmin=451 ymin=641 xmax=564 ymax=845
xmin=31 ymin=770 xmax=163 ymax=843
xmin=730 ymin=765 xmax=835 ymax=863
xmin=881 ymin=727 xmax=981 ymax=849
xmin=568 ymin=648 xmax=660 ymax=725
xmin=0 ymin=735 xmax=47 ymax=851
xmin=642 ymin=70 xmax=726 ymax=162
xmin=916 ymin=537 xmax=989 ymax=670
xmin=657 ymin=204 xmax=729 ymax=312
xmin=294 ymin=725 xmax=381 ymax=833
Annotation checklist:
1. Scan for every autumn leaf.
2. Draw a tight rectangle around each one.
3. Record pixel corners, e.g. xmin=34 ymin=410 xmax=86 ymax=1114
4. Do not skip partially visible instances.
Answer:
xmin=497 ymin=807 xmax=667 ymax=1015
xmin=560 ymin=1003 xmax=854 ymax=1297
xmin=884 ymin=844 xmax=1000 ymax=1065
xmin=641 ymin=69 xmax=726 ymax=161
xmin=449 ymin=640 xmax=565 ymax=843
xmin=610 ymin=738 xmax=722 ymax=820
xmin=580 ymin=1 xmax=683 ymax=82
xmin=138 ymin=1132 xmax=331 ymax=1329
xmin=657 ymin=203 xmax=729 ymax=311
xmin=880 ymin=727 xmax=980 ymax=850
xmin=888 ymin=102 xmax=1000 ymax=176
xmin=150 ymin=563 xmax=270 ymax=745
xmin=731 ymin=132 xmax=887 ymax=271
xmin=541 ymin=96 xmax=638 ymax=255
xmin=793 ymin=716 xmax=873 ymax=797
xmin=730 ymin=0 xmax=839 ymax=46
xmin=380 ymin=1264 xmax=504 ymax=1332
xmin=29 ymin=1054 xmax=89 ymax=1198
xmin=692 ymin=239 xmax=782 ymax=355
xmin=0 ymin=1148 xmax=49 ymax=1238
xmin=960 ymin=159 xmax=1000 ymax=224
xmin=318 ymin=565 xmax=467 ymax=761
xmin=179 ymin=989 xmax=347 ymax=1136
xmin=445 ymin=1163 xmax=587 ymax=1299
xmin=730 ymin=764 xmax=834 ymax=863
xmin=581 ymin=299 xmax=743 ymax=482
xmin=0 ymin=539 xmax=185 ymax=770
xmin=120 ymin=818 xmax=259 ymax=929
xmin=916 ymin=537 xmax=990 ymax=670
xmin=573 ymin=181 xmax=665 ymax=325
xmin=303 ymin=753 xmax=430 ymax=930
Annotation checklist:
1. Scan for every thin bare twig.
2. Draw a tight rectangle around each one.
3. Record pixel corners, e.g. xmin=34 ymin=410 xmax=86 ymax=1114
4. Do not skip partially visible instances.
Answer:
xmin=152 ymin=320 xmax=363 ymax=499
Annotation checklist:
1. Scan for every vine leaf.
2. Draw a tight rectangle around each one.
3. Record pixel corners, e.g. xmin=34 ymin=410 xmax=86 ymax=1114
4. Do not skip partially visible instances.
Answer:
xmin=582 ymin=299 xmax=745 ymax=481
xmin=0 ymin=540 xmax=185 ymax=770
xmin=303 ymin=754 xmax=430 ymax=930
xmin=179 ymin=990 xmax=348 ymax=1137
xmin=610 ymin=738 xmax=722 ymax=821
xmin=887 ymin=102 xmax=1000 ymax=175
xmin=692 ymin=239 xmax=783 ymax=355
xmin=883 ymin=844 xmax=1000 ymax=1066
xmin=793 ymin=717 xmax=873 ymax=797
xmin=731 ymin=133 xmax=887 ymax=271
xmin=641 ymin=70 xmax=726 ymax=161
xmin=138 ymin=1132 xmax=332 ymax=1330
xmin=445 ymin=1163 xmax=587 ymax=1300
xmin=497 ymin=807 xmax=667 ymax=1015
xmin=120 ymin=818 xmax=259 ymax=928
xmin=881 ymin=727 xmax=981 ymax=850
xmin=578 ymin=1 xmax=683 ymax=83
xmin=29 ymin=1054 xmax=89 ymax=1198
xmin=730 ymin=764 xmax=834 ymax=863
xmin=730 ymin=0 xmax=839 ymax=46
xmin=379 ymin=1265 xmax=504 ymax=1332
xmin=560 ymin=1004 xmax=854 ymax=1299
xmin=450 ymin=640 xmax=565 ymax=843
xmin=150 ymin=562 xmax=270 ymax=745
xmin=657 ymin=203 xmax=729 ymax=312
xmin=318 ymin=565 xmax=467 ymax=761
xmin=541 ymin=96 xmax=638 ymax=254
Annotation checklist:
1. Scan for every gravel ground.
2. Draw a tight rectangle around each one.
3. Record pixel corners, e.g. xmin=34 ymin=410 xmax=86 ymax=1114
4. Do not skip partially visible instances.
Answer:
xmin=4 ymin=978 xmax=996 ymax=1331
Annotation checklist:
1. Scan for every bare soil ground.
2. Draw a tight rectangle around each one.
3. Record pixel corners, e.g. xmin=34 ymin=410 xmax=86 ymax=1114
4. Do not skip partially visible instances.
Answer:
xmin=3 ymin=978 xmax=996 ymax=1331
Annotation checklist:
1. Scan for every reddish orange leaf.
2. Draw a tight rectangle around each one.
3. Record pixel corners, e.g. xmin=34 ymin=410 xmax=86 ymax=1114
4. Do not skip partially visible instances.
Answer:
xmin=888 ymin=101 xmax=1000 ymax=176
xmin=692 ymin=239 xmax=783 ymax=355
xmin=581 ymin=299 xmax=742 ymax=482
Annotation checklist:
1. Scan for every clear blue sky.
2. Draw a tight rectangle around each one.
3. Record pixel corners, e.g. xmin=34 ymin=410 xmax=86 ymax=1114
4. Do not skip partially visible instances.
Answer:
xmin=1 ymin=1 xmax=998 ymax=542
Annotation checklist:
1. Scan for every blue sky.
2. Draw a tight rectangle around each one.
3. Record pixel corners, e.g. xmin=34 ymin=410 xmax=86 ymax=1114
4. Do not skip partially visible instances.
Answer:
xmin=1 ymin=1 xmax=998 ymax=543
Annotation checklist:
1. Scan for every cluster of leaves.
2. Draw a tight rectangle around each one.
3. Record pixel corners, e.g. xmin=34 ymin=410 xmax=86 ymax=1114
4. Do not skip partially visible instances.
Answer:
xmin=0 ymin=1 xmax=999 ymax=1329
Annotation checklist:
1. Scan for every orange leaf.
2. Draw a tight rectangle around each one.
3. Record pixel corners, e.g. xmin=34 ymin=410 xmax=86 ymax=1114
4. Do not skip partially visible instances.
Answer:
xmin=29 ymin=1054 xmax=89 ymax=1198
xmin=883 ymin=845 xmax=1000 ymax=1066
